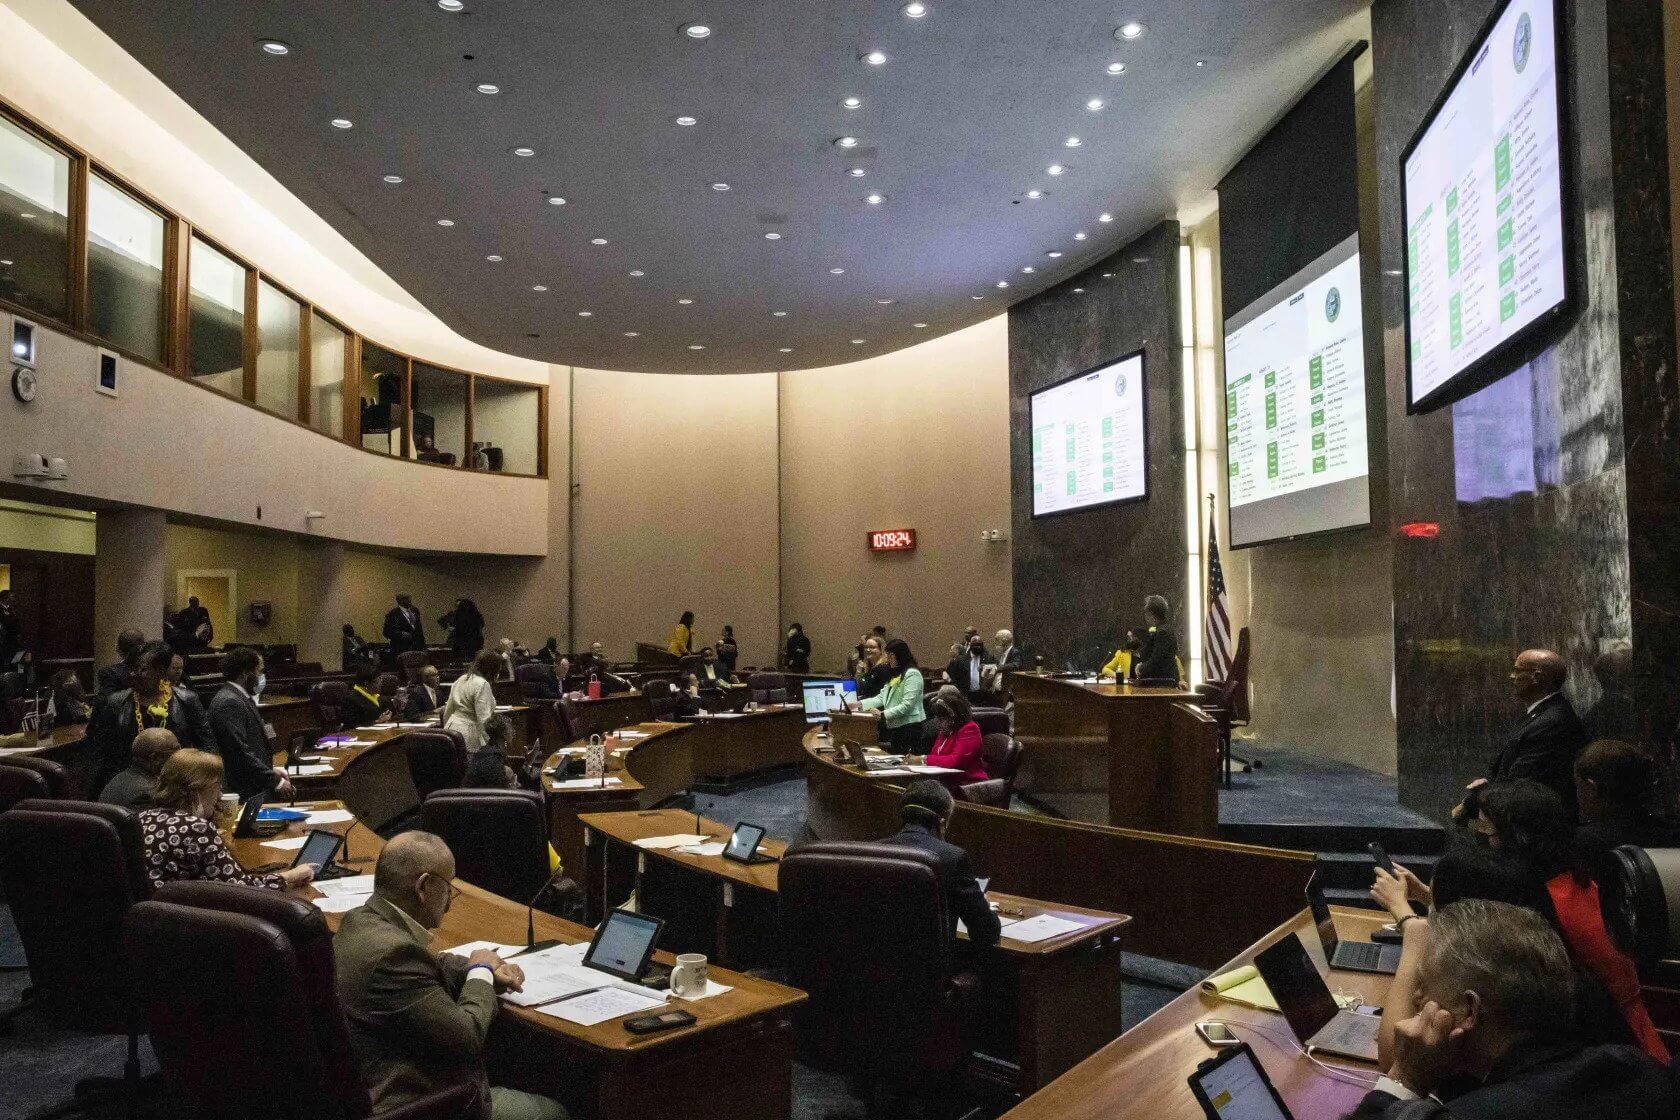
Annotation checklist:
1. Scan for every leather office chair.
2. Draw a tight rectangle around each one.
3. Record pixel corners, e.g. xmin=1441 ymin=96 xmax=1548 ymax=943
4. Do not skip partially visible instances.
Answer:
xmin=126 ymin=881 xmax=477 ymax=1119
xmin=514 ymin=662 xmax=559 ymax=700
xmin=421 ymin=789 xmax=557 ymax=906
xmin=1 ymin=754 xmax=71 ymax=800
xmin=311 ymin=680 xmax=352 ymax=732
xmin=406 ymin=731 xmax=467 ymax=802
xmin=749 ymin=672 xmax=787 ymax=706
xmin=643 ymin=679 xmax=680 ymax=720
xmin=397 ymin=650 xmax=431 ymax=686
xmin=0 ymin=763 xmax=53 ymax=813
xmin=0 ymin=800 xmax=152 ymax=1113
xmin=969 ymin=706 xmax=1011 ymax=738
xmin=779 ymin=842 xmax=978 ymax=1116
xmin=1194 ymin=626 xmax=1254 ymax=787
xmin=957 ymin=734 xmax=1024 ymax=808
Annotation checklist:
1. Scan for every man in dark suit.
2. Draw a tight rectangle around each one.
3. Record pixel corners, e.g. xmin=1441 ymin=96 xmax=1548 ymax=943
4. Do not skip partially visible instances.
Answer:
xmin=96 ymin=628 xmax=145 ymax=697
xmin=382 ymin=594 xmax=426 ymax=655
xmin=994 ymin=629 xmax=1022 ymax=673
xmin=1345 ymin=899 xmax=1676 ymax=1120
xmin=405 ymin=665 xmax=444 ymax=718
xmin=1130 ymin=596 xmax=1180 ymax=683
xmin=945 ymin=633 xmax=998 ymax=704
xmin=334 ymin=832 xmax=565 ymax=1120
xmin=1460 ymin=649 xmax=1588 ymax=821
xmin=877 ymin=781 xmax=1000 ymax=949
xmin=208 ymin=646 xmax=294 ymax=801
xmin=171 ymin=596 xmax=213 ymax=652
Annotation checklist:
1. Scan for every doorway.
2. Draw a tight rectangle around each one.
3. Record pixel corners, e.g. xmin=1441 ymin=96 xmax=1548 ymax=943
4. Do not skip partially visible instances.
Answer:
xmin=176 ymin=570 xmax=237 ymax=645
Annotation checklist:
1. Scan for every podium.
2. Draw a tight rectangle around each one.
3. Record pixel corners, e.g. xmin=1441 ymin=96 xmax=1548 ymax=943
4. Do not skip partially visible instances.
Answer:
xmin=828 ymin=709 xmax=883 ymax=747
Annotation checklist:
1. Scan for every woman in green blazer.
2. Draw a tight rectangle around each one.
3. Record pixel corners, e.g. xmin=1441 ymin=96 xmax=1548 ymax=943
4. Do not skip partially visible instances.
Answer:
xmin=860 ymin=638 xmax=927 ymax=755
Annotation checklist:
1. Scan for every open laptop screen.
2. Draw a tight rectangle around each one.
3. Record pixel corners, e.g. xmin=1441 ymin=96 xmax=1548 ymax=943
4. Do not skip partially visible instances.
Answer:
xmin=1252 ymin=934 xmax=1340 ymax=1044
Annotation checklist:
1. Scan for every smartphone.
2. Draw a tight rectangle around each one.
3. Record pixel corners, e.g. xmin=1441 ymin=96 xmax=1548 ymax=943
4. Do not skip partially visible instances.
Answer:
xmin=1195 ymin=1020 xmax=1240 ymax=1048
xmin=1367 ymin=841 xmax=1396 ymax=877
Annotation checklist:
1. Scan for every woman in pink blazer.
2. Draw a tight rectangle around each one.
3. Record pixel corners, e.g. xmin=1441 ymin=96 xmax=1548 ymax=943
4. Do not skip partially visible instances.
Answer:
xmin=910 ymin=685 xmax=989 ymax=783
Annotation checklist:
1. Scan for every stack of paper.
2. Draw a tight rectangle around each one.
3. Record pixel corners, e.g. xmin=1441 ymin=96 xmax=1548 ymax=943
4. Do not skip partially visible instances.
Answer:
xmin=1198 ymin=965 xmax=1278 ymax=1011
xmin=305 ymin=808 xmax=354 ymax=825
xmin=538 ymin=986 xmax=666 ymax=1026
xmin=906 ymin=764 xmax=962 ymax=775
xmin=550 ymin=776 xmax=623 ymax=790
xmin=633 ymin=833 xmax=710 ymax=850
xmin=675 ymin=842 xmax=727 ymax=857
xmin=308 ymin=874 xmax=375 ymax=914
xmin=859 ymin=768 xmax=914 ymax=778
xmin=442 ymin=940 xmax=526 ymax=959
xmin=289 ymin=763 xmax=336 ymax=777
xmin=262 ymin=836 xmax=310 ymax=852
xmin=1001 ymin=914 xmax=1086 ymax=943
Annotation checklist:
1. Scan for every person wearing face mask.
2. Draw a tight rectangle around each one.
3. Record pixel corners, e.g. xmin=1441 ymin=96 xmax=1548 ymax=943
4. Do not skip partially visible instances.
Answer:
xmin=784 ymin=622 xmax=812 ymax=674
xmin=945 ymin=633 xmax=998 ymax=704
xmin=873 ymin=781 xmax=999 ymax=950
xmin=716 ymin=626 xmax=740 ymax=674
xmin=334 ymin=831 xmax=565 ymax=1120
xmin=87 ymin=640 xmax=216 ymax=792
xmin=695 ymin=646 xmax=734 ymax=688
xmin=137 ymin=749 xmax=313 ymax=892
xmin=208 ymin=646 xmax=295 ymax=801
xmin=907 ymin=686 xmax=988 ymax=782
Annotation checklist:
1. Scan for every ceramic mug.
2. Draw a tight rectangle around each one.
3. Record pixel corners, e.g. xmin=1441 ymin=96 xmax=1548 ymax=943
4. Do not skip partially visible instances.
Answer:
xmin=671 ymin=952 xmax=708 ymax=999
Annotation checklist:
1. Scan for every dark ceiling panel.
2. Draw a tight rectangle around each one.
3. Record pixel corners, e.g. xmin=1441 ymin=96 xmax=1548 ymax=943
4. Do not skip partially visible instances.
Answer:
xmin=66 ymin=0 xmax=1366 ymax=372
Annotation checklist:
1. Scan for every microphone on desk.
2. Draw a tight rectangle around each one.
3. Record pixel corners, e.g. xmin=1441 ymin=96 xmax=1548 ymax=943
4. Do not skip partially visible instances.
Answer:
xmin=342 ymin=816 xmax=371 ymax=865
xmin=526 ymin=866 xmax=572 ymax=953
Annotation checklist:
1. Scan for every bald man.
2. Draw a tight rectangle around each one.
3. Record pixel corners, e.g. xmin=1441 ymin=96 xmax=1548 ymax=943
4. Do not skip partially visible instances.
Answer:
xmin=97 ymin=727 xmax=181 ymax=811
xmin=1463 ymin=649 xmax=1588 ymax=820
xmin=334 ymin=832 xmax=565 ymax=1120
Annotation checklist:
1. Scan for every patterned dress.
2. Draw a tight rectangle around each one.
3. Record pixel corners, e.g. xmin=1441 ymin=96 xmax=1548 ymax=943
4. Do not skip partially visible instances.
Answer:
xmin=138 ymin=808 xmax=285 ymax=892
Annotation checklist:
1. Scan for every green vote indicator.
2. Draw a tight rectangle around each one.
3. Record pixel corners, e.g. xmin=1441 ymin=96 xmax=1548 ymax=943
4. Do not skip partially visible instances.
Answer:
xmin=1500 ymin=291 xmax=1518 ymax=322
xmin=1449 ymin=294 xmax=1463 ymax=349
xmin=1312 ymin=432 xmax=1326 ymax=450
xmin=1266 ymin=443 xmax=1279 ymax=479
xmin=1066 ymin=472 xmax=1077 ymax=495
xmin=1309 ymin=356 xmax=1323 ymax=388
xmin=1311 ymin=410 xmax=1325 ymax=427
xmin=1447 ymin=220 xmax=1461 ymax=276
xmin=1265 ymin=394 xmax=1277 ymax=429
xmin=1495 ymin=135 xmax=1511 ymax=192
xmin=1497 ymin=218 xmax=1514 ymax=250
xmin=1499 ymin=255 xmax=1515 ymax=287
xmin=1313 ymin=456 xmax=1327 ymax=473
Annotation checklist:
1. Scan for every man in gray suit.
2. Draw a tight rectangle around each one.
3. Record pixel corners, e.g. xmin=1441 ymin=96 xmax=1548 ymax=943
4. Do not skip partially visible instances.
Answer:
xmin=334 ymin=832 xmax=566 ymax=1120
xmin=207 ymin=647 xmax=293 ymax=801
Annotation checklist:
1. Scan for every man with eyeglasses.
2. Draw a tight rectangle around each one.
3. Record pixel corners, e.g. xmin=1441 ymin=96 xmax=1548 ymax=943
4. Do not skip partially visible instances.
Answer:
xmin=1455 ymin=649 xmax=1587 ymax=823
xmin=334 ymin=831 xmax=567 ymax=1120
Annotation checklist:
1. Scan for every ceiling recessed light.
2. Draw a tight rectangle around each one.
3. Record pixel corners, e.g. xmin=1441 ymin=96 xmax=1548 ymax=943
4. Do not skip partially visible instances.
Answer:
xmin=259 ymin=39 xmax=290 ymax=56
xmin=0 ymin=260 xmax=11 ymax=266
xmin=1102 ymin=271 xmax=1114 ymax=278
xmin=577 ymin=310 xmax=593 ymax=317
xmin=1086 ymin=98 xmax=1105 ymax=111
xmin=475 ymin=83 xmax=500 ymax=95
xmin=688 ymin=344 xmax=705 ymax=350
xmin=772 ymin=310 xmax=788 ymax=316
xmin=1099 ymin=212 xmax=1113 ymax=222
xmin=677 ymin=298 xmax=694 ymax=305
xmin=851 ymin=339 xmax=866 ymax=344
xmin=437 ymin=0 xmax=465 ymax=10
xmin=682 ymin=23 xmax=711 ymax=39
xmin=1073 ymin=287 xmax=1085 ymax=293
xmin=624 ymin=331 xmax=640 ymax=337
xmin=876 ymin=298 xmax=894 ymax=304
xmin=513 ymin=147 xmax=535 ymax=157
xmin=1132 ymin=256 xmax=1151 ymax=263
xmin=547 ymin=196 xmax=566 ymax=205
xmin=1075 ymin=231 xmax=1087 ymax=240
xmin=779 ymin=347 xmax=793 ymax=353
xmin=843 ymin=96 xmax=862 ymax=109
xmin=531 ymin=284 xmax=547 ymax=291
xmin=830 ymin=267 xmax=846 ymax=274
xmin=903 ymin=2 xmax=928 ymax=16
xmin=629 ymin=269 xmax=645 ymax=277
xmin=1195 ymin=60 xmax=1206 ymax=68
xmin=486 ymin=254 xmax=502 ymax=261
xmin=1047 ymin=251 xmax=1063 ymax=258
xmin=382 ymin=174 xmax=404 ymax=184
xmin=1064 ymin=136 xmax=1082 ymax=148
xmin=1047 ymin=164 xmax=1065 ymax=176
xmin=590 ymin=238 xmax=608 ymax=245
xmin=972 ymin=294 xmax=985 ymax=300
xmin=711 ymin=182 xmax=730 ymax=191
xmin=1117 ymin=21 xmax=1145 ymax=40
xmin=996 ymin=280 xmax=1009 ymax=289
xmin=849 ymin=168 xmax=867 ymax=178
xmin=331 ymin=118 xmax=353 ymax=129
xmin=436 ymin=218 xmax=455 ymax=226
xmin=863 ymin=50 xmax=887 ymax=66
xmin=1107 ymin=62 xmax=1127 ymax=75
xmin=764 ymin=231 xmax=783 ymax=240
xmin=1022 ymin=266 xmax=1036 ymax=274
xmin=1026 ymin=189 xmax=1043 ymax=199
xmin=676 ymin=115 xmax=697 ymax=126
xmin=913 ymin=322 xmax=927 ymax=328
xmin=866 ymin=192 xmax=885 ymax=205
xmin=836 ymin=136 xmax=859 ymax=148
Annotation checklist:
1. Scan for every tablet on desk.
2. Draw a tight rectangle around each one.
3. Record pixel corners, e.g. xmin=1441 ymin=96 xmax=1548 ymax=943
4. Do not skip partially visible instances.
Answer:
xmin=584 ymin=908 xmax=664 ymax=983
xmin=291 ymin=829 xmax=344 ymax=875
xmin=1189 ymin=1042 xmax=1295 ymax=1120
xmin=722 ymin=821 xmax=776 ymax=865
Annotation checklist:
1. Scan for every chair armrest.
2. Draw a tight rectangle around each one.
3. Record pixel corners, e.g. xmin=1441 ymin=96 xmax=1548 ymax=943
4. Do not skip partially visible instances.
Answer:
xmin=375 ymin=1083 xmax=480 ymax=1120
xmin=956 ymin=779 xmax=1009 ymax=806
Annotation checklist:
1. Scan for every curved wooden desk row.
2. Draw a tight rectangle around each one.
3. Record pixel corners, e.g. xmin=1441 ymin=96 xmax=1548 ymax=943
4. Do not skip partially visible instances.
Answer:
xmin=803 ymin=730 xmax=1313 ymax=972
xmin=226 ymin=798 xmax=806 ymax=1120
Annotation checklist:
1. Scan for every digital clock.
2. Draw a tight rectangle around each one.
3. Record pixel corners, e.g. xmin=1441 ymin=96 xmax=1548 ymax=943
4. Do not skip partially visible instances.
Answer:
xmin=867 ymin=529 xmax=916 ymax=552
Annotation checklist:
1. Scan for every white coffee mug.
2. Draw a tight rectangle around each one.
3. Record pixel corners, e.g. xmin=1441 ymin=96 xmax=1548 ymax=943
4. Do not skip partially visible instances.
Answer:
xmin=671 ymin=952 xmax=708 ymax=999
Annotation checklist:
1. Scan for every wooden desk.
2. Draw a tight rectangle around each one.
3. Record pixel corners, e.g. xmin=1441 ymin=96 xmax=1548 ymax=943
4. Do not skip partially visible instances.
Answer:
xmin=1002 ymin=907 xmax=1391 ymax=1120
xmin=255 ymin=695 xmax=315 ymax=744
xmin=228 ymin=802 xmax=805 ymax=1120
xmin=566 ymin=692 xmax=655 ymax=739
xmin=680 ymin=706 xmax=808 ymax=780
xmin=579 ymin=807 xmax=1131 ymax=1092
xmin=1004 ymin=672 xmax=1218 ymax=837
xmin=803 ymin=730 xmax=1314 ymax=971
xmin=540 ymin=724 xmax=661 ymax=884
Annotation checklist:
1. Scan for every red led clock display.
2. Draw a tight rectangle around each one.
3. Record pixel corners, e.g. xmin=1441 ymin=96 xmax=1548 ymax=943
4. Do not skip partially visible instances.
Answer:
xmin=868 ymin=529 xmax=917 ymax=552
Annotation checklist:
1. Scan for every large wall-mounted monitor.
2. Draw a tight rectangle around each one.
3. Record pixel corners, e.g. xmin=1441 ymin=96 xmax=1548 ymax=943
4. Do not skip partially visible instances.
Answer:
xmin=1401 ymin=0 xmax=1576 ymax=413
xmin=1029 ymin=351 xmax=1147 ymax=518
xmin=1225 ymin=235 xmax=1371 ymax=548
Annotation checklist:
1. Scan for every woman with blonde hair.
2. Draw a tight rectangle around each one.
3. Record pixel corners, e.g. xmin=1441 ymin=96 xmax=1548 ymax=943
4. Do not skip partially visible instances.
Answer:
xmin=138 ymin=749 xmax=314 ymax=892
xmin=442 ymin=649 xmax=501 ymax=751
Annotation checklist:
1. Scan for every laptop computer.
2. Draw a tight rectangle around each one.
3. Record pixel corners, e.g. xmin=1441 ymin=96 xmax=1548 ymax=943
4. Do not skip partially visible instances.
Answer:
xmin=1307 ymin=871 xmax=1401 ymax=975
xmin=1189 ymin=1042 xmax=1296 ymax=1120
xmin=1252 ymin=934 xmax=1381 ymax=1063
xmin=722 ymin=821 xmax=777 ymax=865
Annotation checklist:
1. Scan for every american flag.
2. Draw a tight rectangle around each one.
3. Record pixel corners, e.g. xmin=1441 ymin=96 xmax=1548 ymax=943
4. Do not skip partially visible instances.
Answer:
xmin=1205 ymin=517 xmax=1233 ymax=681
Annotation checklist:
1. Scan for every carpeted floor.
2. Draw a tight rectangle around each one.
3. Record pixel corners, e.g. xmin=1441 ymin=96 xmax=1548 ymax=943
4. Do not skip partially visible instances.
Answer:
xmin=0 ymin=773 xmax=1188 ymax=1120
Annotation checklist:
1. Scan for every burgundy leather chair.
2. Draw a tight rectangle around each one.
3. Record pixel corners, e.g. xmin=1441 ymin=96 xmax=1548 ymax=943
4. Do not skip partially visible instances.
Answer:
xmin=0 ymin=800 xmax=152 ymax=1111
xmin=642 ymin=679 xmax=680 ymax=720
xmin=0 ymin=763 xmax=52 ymax=814
xmin=397 ymin=649 xmax=431 ymax=686
xmin=969 ymin=706 xmax=1011 ymax=738
xmin=956 ymin=734 xmax=1024 ymax=808
xmin=779 ymin=841 xmax=978 ymax=1115
xmin=405 ymin=732 xmax=467 ymax=802
xmin=1 ymin=755 xmax=70 ymax=803
xmin=420 ymin=789 xmax=558 ymax=907
xmin=125 ymin=881 xmax=476 ymax=1119
xmin=748 ymin=672 xmax=787 ymax=706
xmin=310 ymin=680 xmax=352 ymax=732
xmin=514 ymin=662 xmax=560 ymax=701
